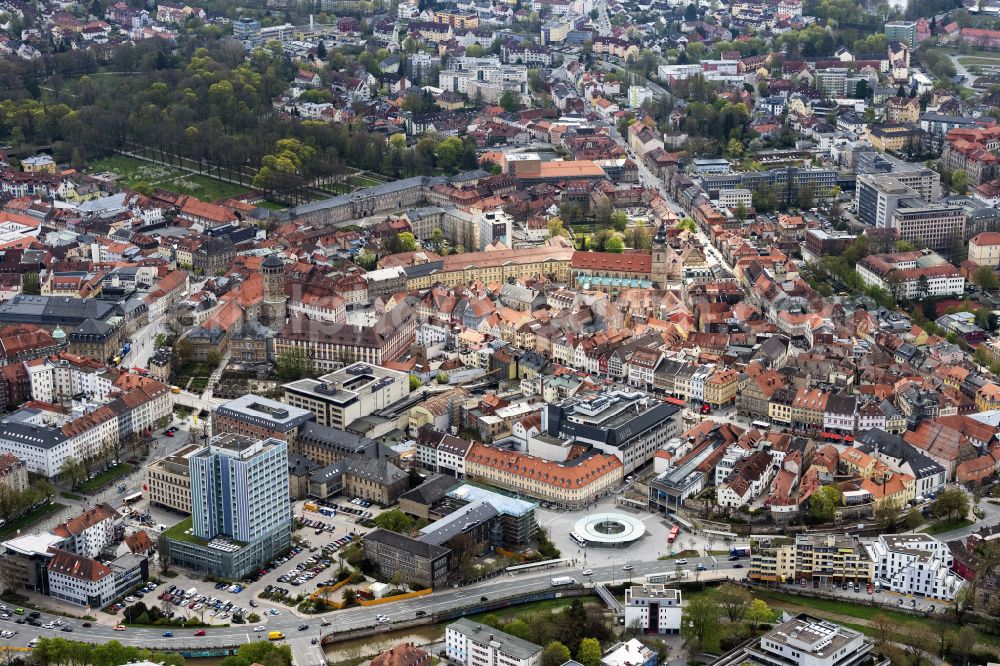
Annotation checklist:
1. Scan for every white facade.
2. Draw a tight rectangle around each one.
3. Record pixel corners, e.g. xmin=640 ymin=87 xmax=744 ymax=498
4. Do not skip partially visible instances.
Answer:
xmin=623 ymin=585 xmax=682 ymax=634
xmin=446 ymin=619 xmax=542 ymax=666
xmin=48 ymin=561 xmax=115 ymax=608
xmin=865 ymin=534 xmax=964 ymax=600
xmin=27 ymin=357 xmax=115 ymax=404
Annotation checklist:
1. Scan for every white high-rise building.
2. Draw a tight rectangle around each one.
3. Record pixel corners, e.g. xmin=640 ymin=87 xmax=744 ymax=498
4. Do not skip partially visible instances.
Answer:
xmin=190 ymin=434 xmax=291 ymax=544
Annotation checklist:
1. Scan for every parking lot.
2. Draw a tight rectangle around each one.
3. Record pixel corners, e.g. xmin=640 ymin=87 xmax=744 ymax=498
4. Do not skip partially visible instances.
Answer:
xmin=98 ymin=498 xmax=387 ymax=627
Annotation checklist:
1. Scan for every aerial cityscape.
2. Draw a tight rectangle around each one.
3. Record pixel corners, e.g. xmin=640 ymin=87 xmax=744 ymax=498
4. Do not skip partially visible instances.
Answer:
xmin=1 ymin=0 xmax=1000 ymax=663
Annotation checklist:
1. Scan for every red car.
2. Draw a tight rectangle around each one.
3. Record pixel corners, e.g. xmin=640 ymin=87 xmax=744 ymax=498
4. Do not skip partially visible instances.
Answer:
xmin=700 ymin=404 xmax=711 ymax=415
xmin=194 ymin=630 xmax=206 ymax=636
xmin=165 ymin=431 xmax=174 ymax=437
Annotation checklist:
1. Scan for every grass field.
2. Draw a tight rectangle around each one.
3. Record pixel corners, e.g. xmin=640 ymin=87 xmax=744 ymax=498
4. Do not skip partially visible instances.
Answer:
xmin=0 ymin=502 xmax=65 ymax=539
xmin=257 ymin=200 xmax=288 ymax=211
xmin=959 ymin=57 xmax=1000 ymax=67
xmin=87 ymin=155 xmax=186 ymax=187
xmin=161 ymin=174 xmax=248 ymax=201
xmin=78 ymin=463 xmax=134 ymax=494
xmin=87 ymin=155 xmax=248 ymax=201
xmin=348 ymin=174 xmax=383 ymax=188
xmin=757 ymin=590 xmax=1000 ymax=648
xmin=467 ymin=597 xmax=583 ymax=623
xmin=922 ymin=517 xmax=973 ymax=535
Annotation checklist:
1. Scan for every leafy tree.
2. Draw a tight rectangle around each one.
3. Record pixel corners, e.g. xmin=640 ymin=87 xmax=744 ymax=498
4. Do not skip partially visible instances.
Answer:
xmin=726 ymin=138 xmax=744 ymax=159
xmin=436 ymin=137 xmax=465 ymax=171
xmin=874 ymin=497 xmax=903 ymax=528
xmin=605 ymin=235 xmax=626 ymax=253
xmin=974 ymin=266 xmax=999 ymax=291
xmin=952 ymin=169 xmax=969 ymax=194
xmin=610 ymin=210 xmax=628 ymax=232
xmin=577 ymin=638 xmax=602 ymax=666
xmin=809 ymin=485 xmax=842 ymax=522
xmin=917 ymin=274 xmax=930 ymax=300
xmin=275 ymin=347 xmax=315 ymax=381
xmin=499 ymin=90 xmax=521 ymax=113
xmin=541 ymin=642 xmax=571 ymax=666
xmin=681 ymin=592 xmax=718 ymax=653
xmin=560 ymin=202 xmax=583 ymax=224
xmin=716 ymin=583 xmax=751 ymax=622
xmin=374 ymin=509 xmax=415 ymax=534
xmin=930 ymin=487 xmax=969 ymax=521
xmin=408 ymin=375 xmax=421 ymax=391
xmin=316 ymin=40 xmax=327 ymax=60
xmin=548 ymin=217 xmax=568 ymax=238
xmin=676 ymin=218 xmax=697 ymax=233
xmin=398 ymin=232 xmax=418 ymax=252
xmin=746 ymin=599 xmax=773 ymax=629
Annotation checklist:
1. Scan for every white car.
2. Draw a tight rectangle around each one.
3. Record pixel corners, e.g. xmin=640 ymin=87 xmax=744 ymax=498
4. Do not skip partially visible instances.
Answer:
xmin=582 ymin=569 xmax=593 ymax=576
xmin=622 ymin=564 xmax=634 ymax=571
xmin=254 ymin=625 xmax=265 ymax=632
xmin=675 ymin=559 xmax=688 ymax=565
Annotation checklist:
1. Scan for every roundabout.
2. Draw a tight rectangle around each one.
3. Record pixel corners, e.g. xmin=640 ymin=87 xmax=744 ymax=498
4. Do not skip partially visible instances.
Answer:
xmin=573 ymin=512 xmax=646 ymax=548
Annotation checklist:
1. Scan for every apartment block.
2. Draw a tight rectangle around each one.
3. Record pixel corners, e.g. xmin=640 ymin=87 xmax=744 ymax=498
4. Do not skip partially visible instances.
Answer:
xmin=864 ymin=534 xmax=964 ymax=600
xmin=624 ymin=585 xmax=683 ymax=634
xmin=446 ymin=618 xmax=542 ymax=666
xmin=145 ymin=443 xmax=201 ymax=514
xmin=750 ymin=534 xmax=875 ymax=584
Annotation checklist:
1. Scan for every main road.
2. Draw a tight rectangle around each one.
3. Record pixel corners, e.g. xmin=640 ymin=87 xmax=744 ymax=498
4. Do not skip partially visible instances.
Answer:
xmin=0 ymin=557 xmax=746 ymax=659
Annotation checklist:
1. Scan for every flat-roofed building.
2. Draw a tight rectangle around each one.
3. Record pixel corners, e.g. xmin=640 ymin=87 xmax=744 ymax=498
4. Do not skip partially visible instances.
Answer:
xmin=624 ymin=585 xmax=683 ymax=634
xmin=712 ymin=614 xmax=875 ymax=666
xmin=213 ymin=394 xmax=314 ymax=444
xmin=750 ymin=534 xmax=874 ymax=585
xmin=283 ymin=363 xmax=409 ymax=430
xmin=145 ymin=443 xmax=201 ymax=514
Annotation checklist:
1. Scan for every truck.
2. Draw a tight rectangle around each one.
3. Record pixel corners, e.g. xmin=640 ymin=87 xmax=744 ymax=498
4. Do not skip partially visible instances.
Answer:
xmin=730 ymin=544 xmax=751 ymax=558
xmin=269 ymin=631 xmax=285 ymax=641
xmin=551 ymin=576 xmax=577 ymax=587
xmin=185 ymin=587 xmax=197 ymax=598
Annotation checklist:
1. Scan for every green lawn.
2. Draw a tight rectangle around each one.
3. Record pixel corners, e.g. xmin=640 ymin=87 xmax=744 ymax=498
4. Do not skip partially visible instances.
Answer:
xmin=658 ymin=549 xmax=699 ymax=560
xmin=0 ymin=502 xmax=65 ymax=539
xmin=162 ymin=516 xmax=203 ymax=545
xmin=87 ymin=155 xmax=187 ymax=188
xmin=160 ymin=174 xmax=248 ymax=201
xmin=922 ymin=517 xmax=973 ymax=535
xmin=757 ymin=590 xmax=1000 ymax=648
xmin=958 ymin=57 xmax=1000 ymax=66
xmin=466 ymin=597 xmax=584 ymax=623
xmin=78 ymin=463 xmax=134 ymax=494
xmin=61 ymin=492 xmax=83 ymax=501
xmin=348 ymin=175 xmax=383 ymax=188
xmin=257 ymin=200 xmax=288 ymax=211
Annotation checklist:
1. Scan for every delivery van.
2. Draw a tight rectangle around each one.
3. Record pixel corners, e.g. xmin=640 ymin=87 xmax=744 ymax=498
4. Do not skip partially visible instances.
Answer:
xmin=269 ymin=631 xmax=285 ymax=641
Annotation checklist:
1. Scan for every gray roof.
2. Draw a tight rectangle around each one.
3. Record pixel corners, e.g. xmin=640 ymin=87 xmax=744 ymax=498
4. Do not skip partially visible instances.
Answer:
xmin=287 ymin=176 xmax=443 ymax=218
xmin=398 ymin=474 xmax=461 ymax=506
xmin=418 ymin=501 xmax=498 ymax=546
xmin=215 ymin=394 xmax=314 ymax=431
xmin=298 ymin=421 xmax=375 ymax=457
xmin=0 ymin=295 xmax=117 ymax=328
xmin=364 ymin=528 xmax=450 ymax=560
xmin=0 ymin=414 xmax=67 ymax=450
xmin=344 ymin=456 xmax=406 ymax=485
xmin=447 ymin=618 xmax=542 ymax=659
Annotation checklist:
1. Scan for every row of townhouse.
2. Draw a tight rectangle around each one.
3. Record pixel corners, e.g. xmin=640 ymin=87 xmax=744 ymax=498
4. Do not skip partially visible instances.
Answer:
xmin=0 ymin=377 xmax=173 ymax=477
xmin=647 ymin=358 xmax=742 ymax=407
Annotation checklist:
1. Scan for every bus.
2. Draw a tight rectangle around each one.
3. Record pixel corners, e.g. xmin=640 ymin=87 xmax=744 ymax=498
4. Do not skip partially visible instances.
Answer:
xmin=751 ymin=420 xmax=770 ymax=430
xmin=123 ymin=491 xmax=143 ymax=506
xmin=667 ymin=525 xmax=679 ymax=544
xmin=570 ymin=532 xmax=587 ymax=547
